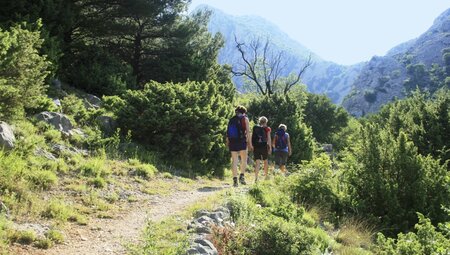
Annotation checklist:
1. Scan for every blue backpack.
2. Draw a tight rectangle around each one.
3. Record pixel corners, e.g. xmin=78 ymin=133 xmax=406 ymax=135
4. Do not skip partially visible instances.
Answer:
xmin=275 ymin=128 xmax=287 ymax=150
xmin=227 ymin=115 xmax=245 ymax=143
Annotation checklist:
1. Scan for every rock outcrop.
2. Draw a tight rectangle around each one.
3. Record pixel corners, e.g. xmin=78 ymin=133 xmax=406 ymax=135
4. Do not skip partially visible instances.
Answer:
xmin=186 ymin=207 xmax=231 ymax=255
xmin=35 ymin=112 xmax=74 ymax=135
xmin=0 ymin=121 xmax=16 ymax=150
xmin=343 ymin=8 xmax=450 ymax=116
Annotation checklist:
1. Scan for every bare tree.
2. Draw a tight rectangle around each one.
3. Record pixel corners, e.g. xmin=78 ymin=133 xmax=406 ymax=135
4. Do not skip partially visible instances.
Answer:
xmin=231 ymin=36 xmax=312 ymax=97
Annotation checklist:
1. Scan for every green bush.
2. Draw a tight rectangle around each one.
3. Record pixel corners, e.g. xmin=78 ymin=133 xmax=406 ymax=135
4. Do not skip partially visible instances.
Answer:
xmin=79 ymin=157 xmax=109 ymax=177
xmin=61 ymin=94 xmax=90 ymax=125
xmin=87 ymin=176 xmax=106 ymax=189
xmin=0 ymin=22 xmax=50 ymax=121
xmin=9 ymin=230 xmax=36 ymax=245
xmin=28 ymin=170 xmax=58 ymax=190
xmin=63 ymin=45 xmax=134 ymax=96
xmin=33 ymin=237 xmax=53 ymax=249
xmin=45 ymin=229 xmax=64 ymax=244
xmin=303 ymin=93 xmax=349 ymax=143
xmin=115 ymin=80 xmax=233 ymax=176
xmin=286 ymin=154 xmax=341 ymax=213
xmin=345 ymin=123 xmax=450 ymax=233
xmin=247 ymin=94 xmax=315 ymax=163
xmin=374 ymin=213 xmax=450 ymax=254
xmin=248 ymin=217 xmax=330 ymax=255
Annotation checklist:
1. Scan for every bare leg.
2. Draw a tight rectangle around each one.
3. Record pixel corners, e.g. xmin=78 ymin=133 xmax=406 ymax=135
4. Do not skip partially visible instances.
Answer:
xmin=239 ymin=149 xmax=248 ymax=174
xmin=263 ymin=159 xmax=269 ymax=177
xmin=231 ymin=151 xmax=239 ymax=177
xmin=254 ymin=160 xmax=260 ymax=181
xmin=280 ymin=164 xmax=286 ymax=174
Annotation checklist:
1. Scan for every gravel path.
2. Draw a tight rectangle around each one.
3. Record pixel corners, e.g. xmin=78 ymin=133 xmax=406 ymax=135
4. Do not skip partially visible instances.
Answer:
xmin=11 ymin=185 xmax=228 ymax=255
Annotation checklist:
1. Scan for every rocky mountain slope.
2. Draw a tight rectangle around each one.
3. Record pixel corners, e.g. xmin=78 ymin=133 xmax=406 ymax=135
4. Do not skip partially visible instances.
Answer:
xmin=197 ymin=5 xmax=362 ymax=103
xmin=342 ymin=8 xmax=450 ymax=116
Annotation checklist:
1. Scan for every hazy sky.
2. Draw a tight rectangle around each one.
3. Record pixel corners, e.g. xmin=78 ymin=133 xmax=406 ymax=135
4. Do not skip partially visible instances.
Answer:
xmin=189 ymin=0 xmax=449 ymax=65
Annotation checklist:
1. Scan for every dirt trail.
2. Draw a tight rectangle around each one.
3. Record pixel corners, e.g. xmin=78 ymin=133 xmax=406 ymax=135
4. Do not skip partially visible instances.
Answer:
xmin=12 ymin=185 xmax=228 ymax=255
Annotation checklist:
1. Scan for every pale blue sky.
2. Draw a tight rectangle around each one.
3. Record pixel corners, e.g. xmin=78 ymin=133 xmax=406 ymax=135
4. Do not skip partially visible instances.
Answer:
xmin=189 ymin=0 xmax=449 ymax=65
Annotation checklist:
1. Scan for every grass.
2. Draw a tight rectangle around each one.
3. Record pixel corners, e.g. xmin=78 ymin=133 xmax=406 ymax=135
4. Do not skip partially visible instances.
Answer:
xmin=335 ymin=218 xmax=375 ymax=250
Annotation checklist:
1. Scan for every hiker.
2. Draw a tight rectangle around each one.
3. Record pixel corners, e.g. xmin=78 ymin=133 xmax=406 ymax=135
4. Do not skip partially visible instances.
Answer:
xmin=272 ymin=124 xmax=292 ymax=175
xmin=226 ymin=105 xmax=252 ymax=187
xmin=251 ymin=116 xmax=271 ymax=182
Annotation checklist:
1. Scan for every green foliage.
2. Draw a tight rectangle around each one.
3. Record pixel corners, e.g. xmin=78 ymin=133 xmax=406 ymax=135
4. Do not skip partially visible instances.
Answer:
xmin=60 ymin=94 xmax=90 ymax=125
xmin=345 ymin=123 xmax=450 ymax=233
xmin=28 ymin=170 xmax=58 ymax=190
xmin=45 ymin=229 xmax=64 ymax=244
xmin=115 ymin=80 xmax=233 ymax=176
xmin=129 ymin=161 xmax=157 ymax=180
xmin=374 ymin=89 xmax=450 ymax=167
xmin=79 ymin=157 xmax=110 ymax=178
xmin=9 ymin=230 xmax=36 ymax=245
xmin=34 ymin=237 xmax=53 ymax=249
xmin=129 ymin=217 xmax=190 ymax=255
xmin=374 ymin=213 xmax=450 ymax=254
xmin=247 ymin=93 xmax=315 ymax=163
xmin=303 ymin=93 xmax=349 ymax=143
xmin=0 ymin=22 xmax=50 ymax=120
xmin=286 ymin=154 xmax=342 ymax=213
xmin=216 ymin=182 xmax=332 ymax=254
xmin=87 ymin=176 xmax=106 ymax=189
xmin=63 ymin=45 xmax=133 ymax=96
xmin=247 ymin=216 xmax=330 ymax=255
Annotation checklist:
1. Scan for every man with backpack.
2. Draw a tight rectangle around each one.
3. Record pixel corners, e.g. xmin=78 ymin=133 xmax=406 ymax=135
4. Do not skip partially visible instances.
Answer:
xmin=226 ymin=105 xmax=252 ymax=187
xmin=252 ymin=116 xmax=272 ymax=182
xmin=272 ymin=124 xmax=292 ymax=175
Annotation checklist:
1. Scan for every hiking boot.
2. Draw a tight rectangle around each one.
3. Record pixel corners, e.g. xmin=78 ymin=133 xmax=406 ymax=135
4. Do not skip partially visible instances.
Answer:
xmin=239 ymin=173 xmax=246 ymax=185
xmin=233 ymin=177 xmax=238 ymax=187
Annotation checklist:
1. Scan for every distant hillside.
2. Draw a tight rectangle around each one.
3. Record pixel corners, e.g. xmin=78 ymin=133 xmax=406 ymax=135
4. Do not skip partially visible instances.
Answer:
xmin=343 ymin=8 xmax=450 ymax=116
xmin=196 ymin=5 xmax=362 ymax=103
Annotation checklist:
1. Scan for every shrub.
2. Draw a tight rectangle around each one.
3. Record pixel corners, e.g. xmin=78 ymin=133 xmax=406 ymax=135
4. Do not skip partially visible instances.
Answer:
xmin=248 ymin=94 xmax=315 ymax=163
xmin=116 ymin=80 xmax=233 ymax=176
xmin=87 ymin=176 xmax=106 ymax=189
xmin=33 ymin=238 xmax=53 ymax=249
xmin=9 ymin=230 xmax=36 ymax=245
xmin=346 ymin=124 xmax=450 ymax=233
xmin=79 ymin=157 xmax=109 ymax=177
xmin=0 ymin=22 xmax=50 ymax=121
xmin=286 ymin=154 xmax=341 ymax=212
xmin=45 ymin=229 xmax=64 ymax=244
xmin=63 ymin=45 xmax=134 ymax=96
xmin=248 ymin=216 xmax=330 ymax=255
xmin=133 ymin=164 xmax=157 ymax=179
xmin=374 ymin=214 xmax=450 ymax=254
xmin=41 ymin=199 xmax=77 ymax=222
xmin=28 ymin=170 xmax=58 ymax=190
xmin=60 ymin=94 xmax=90 ymax=125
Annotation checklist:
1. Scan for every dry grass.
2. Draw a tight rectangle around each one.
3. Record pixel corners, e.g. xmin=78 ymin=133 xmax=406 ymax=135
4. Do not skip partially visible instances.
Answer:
xmin=335 ymin=218 xmax=375 ymax=250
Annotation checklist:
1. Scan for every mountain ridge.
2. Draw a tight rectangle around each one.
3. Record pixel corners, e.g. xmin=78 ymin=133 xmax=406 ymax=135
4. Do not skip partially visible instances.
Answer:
xmin=195 ymin=4 xmax=362 ymax=103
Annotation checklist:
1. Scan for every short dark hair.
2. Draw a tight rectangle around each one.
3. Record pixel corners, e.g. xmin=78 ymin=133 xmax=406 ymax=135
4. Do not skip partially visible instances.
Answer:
xmin=235 ymin=105 xmax=247 ymax=114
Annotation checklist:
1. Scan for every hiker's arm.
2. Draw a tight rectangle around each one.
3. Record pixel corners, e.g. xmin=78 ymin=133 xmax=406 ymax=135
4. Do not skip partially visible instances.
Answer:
xmin=288 ymin=135 xmax=292 ymax=156
xmin=267 ymin=131 xmax=272 ymax=154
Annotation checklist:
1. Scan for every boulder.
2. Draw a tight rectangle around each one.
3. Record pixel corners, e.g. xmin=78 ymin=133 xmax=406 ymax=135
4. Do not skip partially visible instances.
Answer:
xmin=35 ymin=112 xmax=73 ymax=135
xmin=35 ymin=148 xmax=57 ymax=161
xmin=96 ymin=116 xmax=117 ymax=135
xmin=52 ymin=144 xmax=88 ymax=156
xmin=0 ymin=122 xmax=15 ymax=150
xmin=84 ymin=94 xmax=102 ymax=109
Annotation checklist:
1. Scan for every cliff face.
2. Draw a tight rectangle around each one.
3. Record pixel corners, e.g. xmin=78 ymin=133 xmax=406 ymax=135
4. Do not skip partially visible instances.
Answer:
xmin=343 ymin=8 xmax=450 ymax=116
